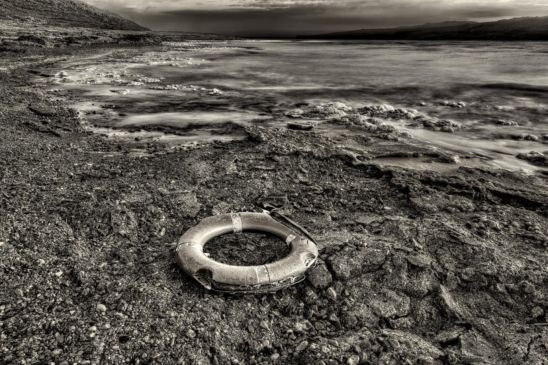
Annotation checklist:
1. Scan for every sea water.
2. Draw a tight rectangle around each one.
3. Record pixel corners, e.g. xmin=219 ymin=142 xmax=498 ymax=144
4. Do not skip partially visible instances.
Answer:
xmin=50 ymin=40 xmax=548 ymax=173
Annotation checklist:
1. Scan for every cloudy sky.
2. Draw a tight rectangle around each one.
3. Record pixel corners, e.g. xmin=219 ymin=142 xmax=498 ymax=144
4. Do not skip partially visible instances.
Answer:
xmin=83 ymin=0 xmax=548 ymax=36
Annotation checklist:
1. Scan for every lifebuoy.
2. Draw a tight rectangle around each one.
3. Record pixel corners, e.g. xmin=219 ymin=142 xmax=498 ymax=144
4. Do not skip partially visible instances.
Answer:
xmin=176 ymin=212 xmax=318 ymax=293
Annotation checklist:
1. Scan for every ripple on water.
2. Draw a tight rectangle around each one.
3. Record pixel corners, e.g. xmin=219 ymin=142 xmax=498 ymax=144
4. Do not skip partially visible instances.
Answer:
xmin=48 ymin=41 xmax=548 ymax=174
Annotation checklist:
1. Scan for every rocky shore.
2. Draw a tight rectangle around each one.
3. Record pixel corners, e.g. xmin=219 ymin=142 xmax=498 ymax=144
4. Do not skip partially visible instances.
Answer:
xmin=0 ymin=40 xmax=547 ymax=365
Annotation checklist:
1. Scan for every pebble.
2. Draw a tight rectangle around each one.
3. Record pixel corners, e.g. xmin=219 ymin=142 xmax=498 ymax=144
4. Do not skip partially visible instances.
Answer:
xmin=294 ymin=321 xmax=309 ymax=333
xmin=296 ymin=341 xmax=309 ymax=352
xmin=260 ymin=320 xmax=270 ymax=330
xmin=285 ymin=109 xmax=305 ymax=118
xmin=460 ymin=267 xmax=475 ymax=281
xmin=407 ymin=254 xmax=432 ymax=269
xmin=287 ymin=122 xmax=314 ymax=131
xmin=531 ymin=306 xmax=544 ymax=319
xmin=96 ymin=303 xmax=107 ymax=313
xmin=516 ymin=151 xmax=547 ymax=166
xmin=186 ymin=328 xmax=196 ymax=338
xmin=326 ymin=287 xmax=337 ymax=301
xmin=521 ymin=281 xmax=535 ymax=294
xmin=347 ymin=355 xmax=360 ymax=365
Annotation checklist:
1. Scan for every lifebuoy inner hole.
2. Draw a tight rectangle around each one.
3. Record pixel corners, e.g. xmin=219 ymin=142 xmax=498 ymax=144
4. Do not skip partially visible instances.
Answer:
xmin=204 ymin=231 xmax=292 ymax=266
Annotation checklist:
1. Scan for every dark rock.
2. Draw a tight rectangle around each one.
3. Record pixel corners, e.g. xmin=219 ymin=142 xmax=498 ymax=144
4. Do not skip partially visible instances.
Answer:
xmin=17 ymin=35 xmax=47 ymax=45
xmin=406 ymin=254 xmax=432 ymax=269
xmin=517 ymin=151 xmax=547 ymax=167
xmin=485 ymin=118 xmax=518 ymax=126
xmin=439 ymin=285 xmax=470 ymax=320
xmin=381 ymin=329 xmax=444 ymax=361
xmin=434 ymin=328 xmax=465 ymax=345
xmin=329 ymin=248 xmax=386 ymax=280
xmin=368 ymin=289 xmax=411 ymax=318
xmin=29 ymin=103 xmax=56 ymax=116
xmin=307 ymin=261 xmax=333 ymax=289
xmin=110 ymin=204 xmax=138 ymax=238
xmin=287 ymin=122 xmax=314 ymax=131
xmin=174 ymin=191 xmax=201 ymax=217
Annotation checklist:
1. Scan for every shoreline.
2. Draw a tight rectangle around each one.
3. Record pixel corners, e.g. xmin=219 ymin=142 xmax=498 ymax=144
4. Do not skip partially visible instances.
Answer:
xmin=1 ymin=41 xmax=547 ymax=364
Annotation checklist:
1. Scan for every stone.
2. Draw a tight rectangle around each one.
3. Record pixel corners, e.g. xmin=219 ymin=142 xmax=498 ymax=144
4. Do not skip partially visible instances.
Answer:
xmin=18 ymin=34 xmax=47 ymax=45
xmin=517 ymin=151 xmax=547 ymax=167
xmin=260 ymin=320 xmax=270 ymax=330
xmin=174 ymin=191 xmax=201 ymax=218
xmin=381 ymin=329 xmax=444 ymax=360
xmin=329 ymin=248 xmax=386 ymax=280
xmin=28 ymin=103 xmax=56 ymax=117
xmin=186 ymin=329 xmax=196 ymax=338
xmin=284 ymin=109 xmax=305 ymax=118
xmin=326 ymin=287 xmax=338 ymax=301
xmin=368 ymin=289 xmax=410 ymax=319
xmin=307 ymin=261 xmax=333 ymax=289
xmin=439 ymin=285 xmax=469 ymax=320
xmin=531 ymin=306 xmax=544 ymax=319
xmin=294 ymin=321 xmax=310 ymax=333
xmin=459 ymin=331 xmax=498 ymax=362
xmin=110 ymin=204 xmax=137 ymax=237
xmin=434 ymin=328 xmax=465 ymax=344
xmin=287 ymin=122 xmax=313 ymax=131
xmin=354 ymin=214 xmax=381 ymax=225
xmin=96 ymin=304 xmax=107 ymax=313
xmin=296 ymin=341 xmax=309 ymax=352
xmin=347 ymin=355 xmax=360 ymax=365
xmin=406 ymin=254 xmax=432 ymax=268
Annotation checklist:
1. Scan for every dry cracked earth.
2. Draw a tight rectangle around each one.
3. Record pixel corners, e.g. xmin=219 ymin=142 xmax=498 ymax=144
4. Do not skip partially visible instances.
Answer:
xmin=0 ymin=42 xmax=547 ymax=365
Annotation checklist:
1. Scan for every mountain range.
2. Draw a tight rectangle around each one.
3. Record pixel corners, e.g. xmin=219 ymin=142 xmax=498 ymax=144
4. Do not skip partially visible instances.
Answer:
xmin=301 ymin=17 xmax=548 ymax=41
xmin=0 ymin=0 xmax=146 ymax=30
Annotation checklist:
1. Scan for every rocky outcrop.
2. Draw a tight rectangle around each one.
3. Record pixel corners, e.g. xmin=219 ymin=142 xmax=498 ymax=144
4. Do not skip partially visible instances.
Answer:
xmin=0 ymin=0 xmax=147 ymax=30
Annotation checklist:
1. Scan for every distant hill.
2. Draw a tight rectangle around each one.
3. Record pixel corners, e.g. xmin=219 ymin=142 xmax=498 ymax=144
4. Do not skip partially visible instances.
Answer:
xmin=301 ymin=17 xmax=548 ymax=41
xmin=0 ymin=0 xmax=147 ymax=30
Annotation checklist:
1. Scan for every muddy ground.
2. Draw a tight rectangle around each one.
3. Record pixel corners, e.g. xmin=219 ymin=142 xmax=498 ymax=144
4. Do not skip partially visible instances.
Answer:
xmin=0 ymin=41 xmax=547 ymax=365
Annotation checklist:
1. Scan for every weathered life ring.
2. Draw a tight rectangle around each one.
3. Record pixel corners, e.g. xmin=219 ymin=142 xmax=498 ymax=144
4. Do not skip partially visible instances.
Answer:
xmin=176 ymin=212 xmax=319 ymax=293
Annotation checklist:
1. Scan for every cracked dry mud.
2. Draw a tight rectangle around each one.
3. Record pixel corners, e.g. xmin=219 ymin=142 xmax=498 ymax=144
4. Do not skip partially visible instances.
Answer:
xmin=0 ymin=44 xmax=547 ymax=365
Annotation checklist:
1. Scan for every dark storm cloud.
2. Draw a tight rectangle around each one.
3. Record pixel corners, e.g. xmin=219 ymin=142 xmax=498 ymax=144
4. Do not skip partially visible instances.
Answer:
xmin=120 ymin=7 xmax=379 ymax=36
xmin=84 ymin=0 xmax=548 ymax=36
xmin=115 ymin=5 xmax=517 ymax=36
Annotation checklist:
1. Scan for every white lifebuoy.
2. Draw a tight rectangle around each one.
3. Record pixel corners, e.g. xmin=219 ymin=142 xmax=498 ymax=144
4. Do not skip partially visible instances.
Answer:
xmin=176 ymin=212 xmax=319 ymax=293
